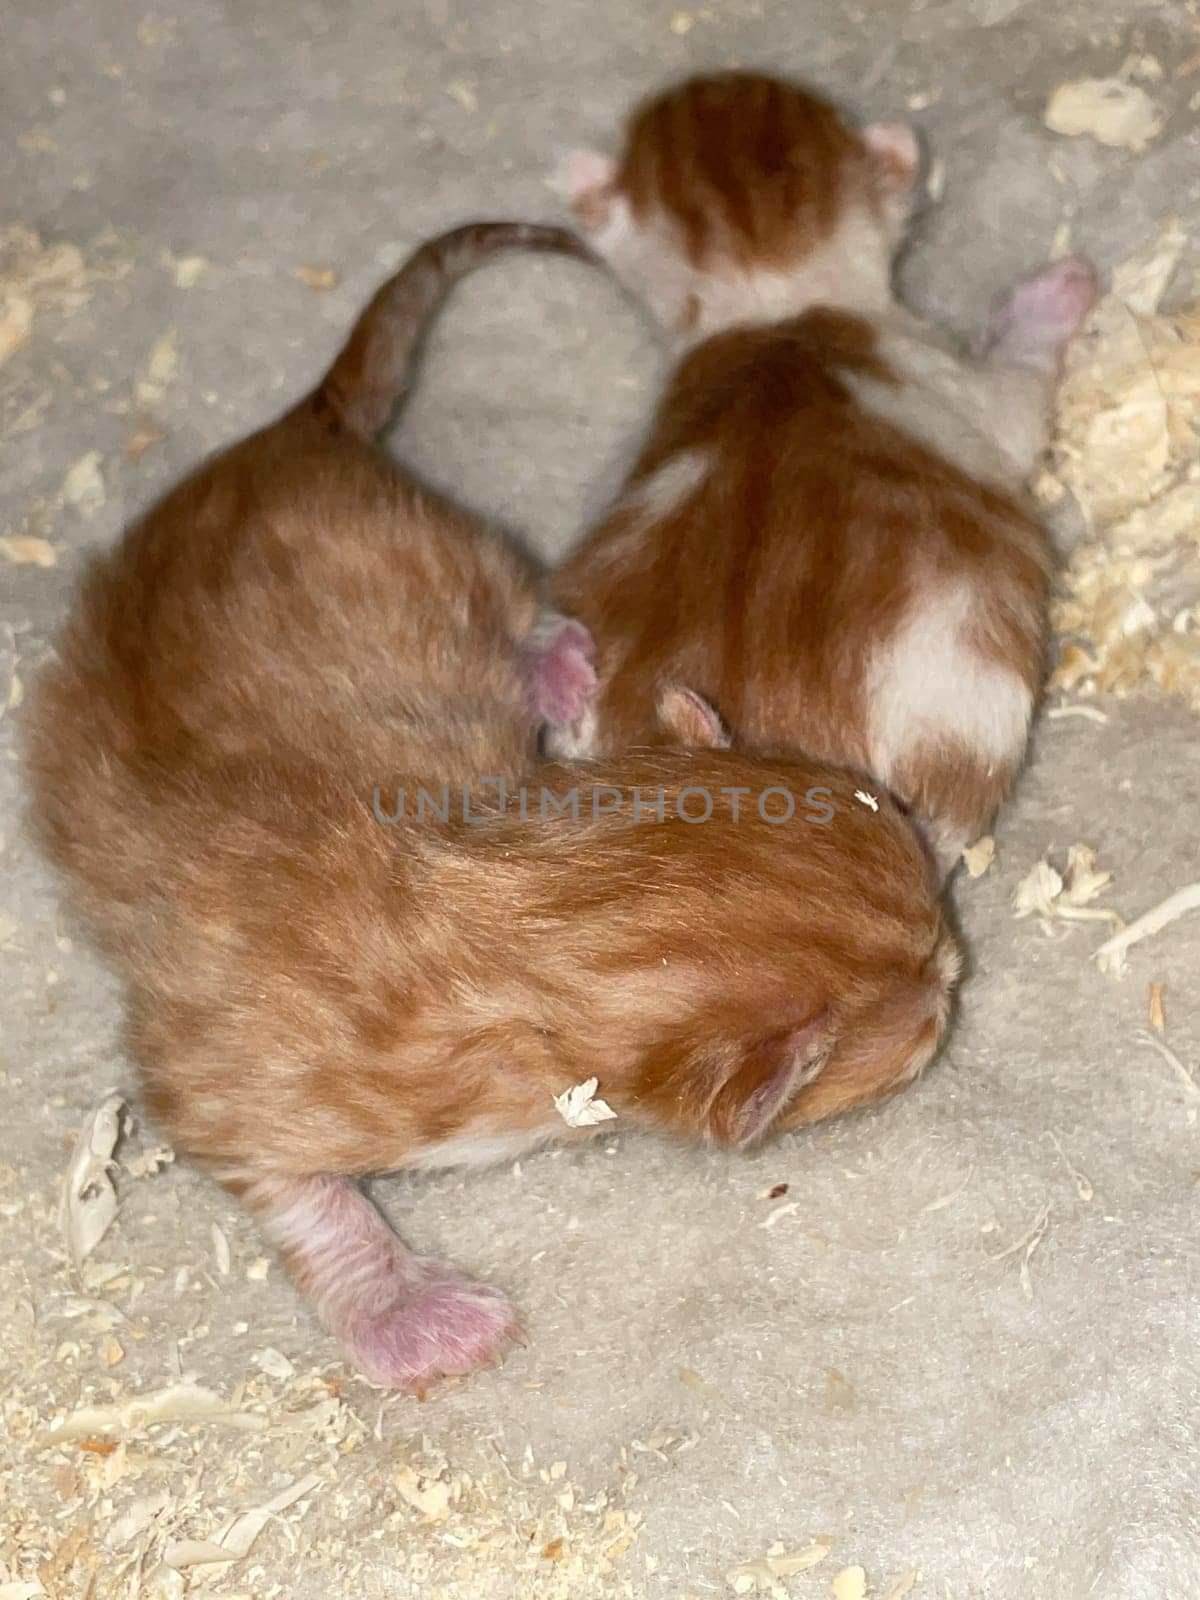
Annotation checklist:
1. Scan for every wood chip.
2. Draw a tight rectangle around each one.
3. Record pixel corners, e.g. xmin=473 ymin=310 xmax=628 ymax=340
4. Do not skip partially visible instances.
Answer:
xmin=60 ymin=1093 xmax=126 ymax=1271
xmin=833 ymin=1567 xmax=867 ymax=1600
xmin=211 ymin=1221 xmax=231 ymax=1276
xmin=1048 ymin=220 xmax=1200 ymax=711
xmin=961 ymin=836 xmax=995 ymax=878
xmin=1013 ymin=847 xmax=1120 ymax=928
xmin=61 ymin=451 xmax=105 ymax=516
xmin=1148 ymin=981 xmax=1166 ymax=1032
xmin=727 ymin=1539 xmax=833 ymax=1596
xmin=294 ymin=265 xmax=338 ymax=290
xmin=0 ymin=535 xmax=57 ymax=566
xmin=553 ymin=1077 xmax=617 ymax=1127
xmin=138 ymin=328 xmax=178 ymax=402
xmin=1045 ymin=77 xmax=1164 ymax=150
xmin=163 ymin=253 xmax=208 ymax=288
xmin=164 ymin=1473 xmax=321 ymax=1569
xmin=36 ymin=1382 xmax=268 ymax=1446
xmin=127 ymin=423 xmax=165 ymax=463
xmin=395 ymin=1463 xmax=452 ymax=1522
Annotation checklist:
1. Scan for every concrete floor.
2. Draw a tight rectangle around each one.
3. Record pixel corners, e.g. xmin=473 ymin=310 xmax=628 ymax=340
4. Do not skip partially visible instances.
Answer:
xmin=3 ymin=2 xmax=1199 ymax=1597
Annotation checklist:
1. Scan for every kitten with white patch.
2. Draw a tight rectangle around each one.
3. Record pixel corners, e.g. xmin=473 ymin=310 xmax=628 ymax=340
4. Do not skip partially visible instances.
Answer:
xmin=552 ymin=71 xmax=1096 ymax=872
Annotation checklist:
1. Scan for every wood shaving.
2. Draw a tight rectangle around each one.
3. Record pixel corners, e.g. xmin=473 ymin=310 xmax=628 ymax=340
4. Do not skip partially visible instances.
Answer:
xmin=854 ymin=790 xmax=879 ymax=811
xmin=1148 ymin=981 xmax=1167 ymax=1032
xmin=0 ymin=536 xmax=57 ymax=567
xmin=1048 ymin=220 xmax=1200 ymax=711
xmin=121 ymin=1143 xmax=174 ymax=1178
xmin=1045 ymin=703 xmax=1109 ymax=723
xmin=127 ymin=423 xmax=166 ymax=463
xmin=961 ymin=836 xmax=995 ymax=878
xmin=553 ymin=1077 xmax=616 ymax=1127
xmin=162 ymin=252 xmax=208 ymax=288
xmin=727 ymin=1539 xmax=833 ymax=1596
xmin=61 ymin=451 xmax=106 ymax=517
xmin=758 ymin=1200 xmax=799 ymax=1229
xmin=36 ymin=1381 xmax=269 ymax=1446
xmin=163 ymin=1473 xmax=321 ymax=1569
xmin=1013 ymin=858 xmax=1063 ymax=918
xmin=1013 ymin=846 xmax=1120 ymax=929
xmin=395 ymin=1462 xmax=454 ymax=1522
xmin=252 ymin=1347 xmax=296 ymax=1381
xmin=137 ymin=328 xmax=178 ymax=403
xmin=832 ymin=1566 xmax=867 ymax=1600
xmin=294 ymin=265 xmax=338 ymax=291
xmin=1093 ymin=881 xmax=1200 ymax=974
xmin=1044 ymin=77 xmax=1164 ymax=151
xmin=0 ymin=223 xmax=128 ymax=369
xmin=210 ymin=1221 xmax=231 ymax=1275
xmin=60 ymin=1093 xmax=127 ymax=1272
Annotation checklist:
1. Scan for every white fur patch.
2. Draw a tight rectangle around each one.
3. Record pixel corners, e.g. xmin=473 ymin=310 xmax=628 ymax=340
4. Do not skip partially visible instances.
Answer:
xmin=626 ymin=449 xmax=710 ymax=523
xmin=850 ymin=316 xmax=1053 ymax=484
xmin=693 ymin=208 xmax=894 ymax=337
xmin=866 ymin=579 xmax=1033 ymax=783
xmin=543 ymin=703 xmax=598 ymax=760
xmin=401 ymin=1123 xmax=562 ymax=1172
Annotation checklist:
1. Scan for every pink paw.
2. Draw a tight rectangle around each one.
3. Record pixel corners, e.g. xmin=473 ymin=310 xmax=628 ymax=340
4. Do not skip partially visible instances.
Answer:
xmin=522 ymin=615 xmax=597 ymax=727
xmin=986 ymin=255 xmax=1098 ymax=367
xmin=336 ymin=1264 xmax=519 ymax=1390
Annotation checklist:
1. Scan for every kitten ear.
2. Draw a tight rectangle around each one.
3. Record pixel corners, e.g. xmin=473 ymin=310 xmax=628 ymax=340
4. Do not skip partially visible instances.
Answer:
xmin=656 ymin=683 xmax=731 ymax=750
xmin=707 ymin=1012 xmax=834 ymax=1148
xmin=862 ymin=121 xmax=920 ymax=193
xmin=552 ymin=149 xmax=618 ymax=228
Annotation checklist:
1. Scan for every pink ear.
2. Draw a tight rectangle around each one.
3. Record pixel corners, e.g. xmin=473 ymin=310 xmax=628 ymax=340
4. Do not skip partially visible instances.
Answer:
xmin=862 ymin=121 xmax=920 ymax=191
xmin=656 ymin=683 xmax=731 ymax=750
xmin=551 ymin=149 xmax=617 ymax=209
xmin=709 ymin=1012 xmax=833 ymax=1148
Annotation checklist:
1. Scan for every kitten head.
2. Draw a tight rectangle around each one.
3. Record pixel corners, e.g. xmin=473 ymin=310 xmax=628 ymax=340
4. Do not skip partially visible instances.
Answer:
xmin=557 ymin=72 xmax=918 ymax=339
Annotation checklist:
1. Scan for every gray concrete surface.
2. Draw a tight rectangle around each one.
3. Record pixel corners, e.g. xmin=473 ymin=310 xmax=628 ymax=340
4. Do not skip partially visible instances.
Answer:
xmin=3 ymin=3 xmax=1199 ymax=1597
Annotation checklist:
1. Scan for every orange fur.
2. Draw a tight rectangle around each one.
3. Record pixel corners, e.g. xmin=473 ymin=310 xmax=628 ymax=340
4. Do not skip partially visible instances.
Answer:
xmin=555 ymin=309 xmax=1049 ymax=848
xmin=24 ymin=222 xmax=956 ymax=1387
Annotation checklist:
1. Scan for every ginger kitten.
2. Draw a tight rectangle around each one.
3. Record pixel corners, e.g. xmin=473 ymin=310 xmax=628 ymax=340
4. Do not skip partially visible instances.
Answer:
xmin=553 ymin=71 xmax=1096 ymax=872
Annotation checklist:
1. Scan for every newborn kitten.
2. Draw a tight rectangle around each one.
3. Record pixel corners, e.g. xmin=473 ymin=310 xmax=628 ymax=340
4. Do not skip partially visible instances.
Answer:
xmin=552 ymin=71 xmax=1097 ymax=872
xmin=26 ymin=221 xmax=956 ymax=1390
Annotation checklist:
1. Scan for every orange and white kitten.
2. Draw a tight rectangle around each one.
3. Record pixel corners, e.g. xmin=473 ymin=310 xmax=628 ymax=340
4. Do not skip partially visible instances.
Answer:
xmin=552 ymin=72 xmax=1097 ymax=871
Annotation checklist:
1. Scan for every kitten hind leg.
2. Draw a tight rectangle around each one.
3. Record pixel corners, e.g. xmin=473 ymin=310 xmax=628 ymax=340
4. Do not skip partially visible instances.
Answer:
xmin=984 ymin=254 xmax=1097 ymax=372
xmin=231 ymin=1171 xmax=518 ymax=1389
xmin=972 ymin=256 xmax=1097 ymax=477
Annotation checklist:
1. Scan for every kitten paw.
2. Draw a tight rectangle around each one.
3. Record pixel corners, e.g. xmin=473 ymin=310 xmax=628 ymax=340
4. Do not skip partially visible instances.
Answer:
xmin=986 ymin=255 xmax=1098 ymax=367
xmin=522 ymin=615 xmax=597 ymax=728
xmin=336 ymin=1265 xmax=519 ymax=1390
